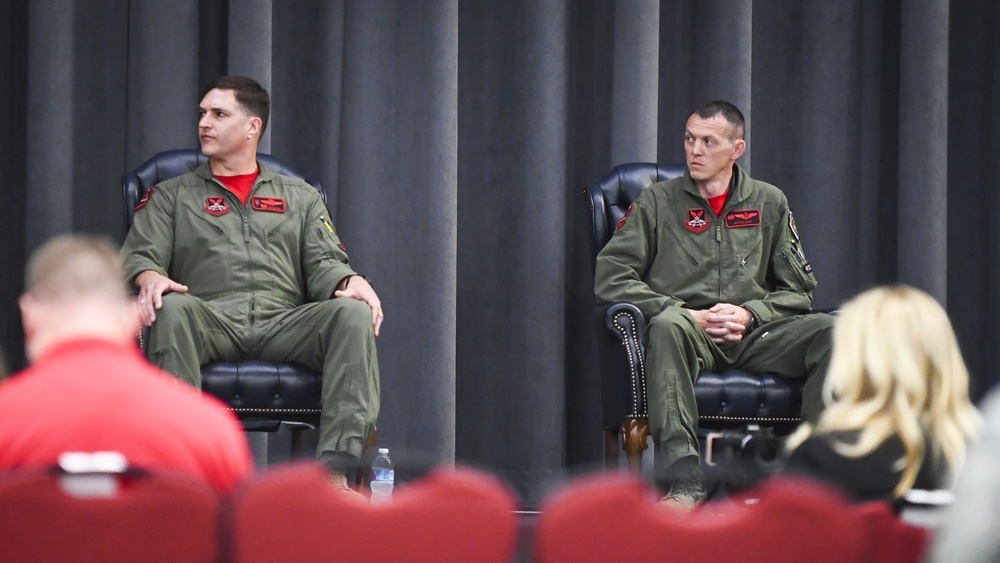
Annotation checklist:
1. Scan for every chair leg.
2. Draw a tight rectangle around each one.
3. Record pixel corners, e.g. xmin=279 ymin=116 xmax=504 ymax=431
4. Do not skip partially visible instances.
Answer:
xmin=622 ymin=418 xmax=650 ymax=472
xmin=604 ymin=429 xmax=620 ymax=468
xmin=290 ymin=427 xmax=306 ymax=458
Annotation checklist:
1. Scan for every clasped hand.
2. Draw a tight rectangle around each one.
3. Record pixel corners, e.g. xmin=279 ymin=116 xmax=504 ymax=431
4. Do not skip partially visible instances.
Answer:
xmin=688 ymin=303 xmax=751 ymax=344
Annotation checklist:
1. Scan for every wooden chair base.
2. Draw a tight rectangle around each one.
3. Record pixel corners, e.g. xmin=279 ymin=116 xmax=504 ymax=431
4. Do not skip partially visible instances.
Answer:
xmin=604 ymin=418 xmax=650 ymax=471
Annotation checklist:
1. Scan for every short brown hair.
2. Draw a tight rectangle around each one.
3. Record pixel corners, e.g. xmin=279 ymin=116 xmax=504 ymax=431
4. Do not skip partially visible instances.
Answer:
xmin=694 ymin=100 xmax=745 ymax=140
xmin=201 ymin=75 xmax=271 ymax=137
xmin=25 ymin=235 xmax=128 ymax=302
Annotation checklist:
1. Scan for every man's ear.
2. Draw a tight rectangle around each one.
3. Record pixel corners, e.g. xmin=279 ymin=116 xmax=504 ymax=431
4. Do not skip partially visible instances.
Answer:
xmin=248 ymin=116 xmax=262 ymax=139
xmin=19 ymin=294 xmax=37 ymax=337
xmin=731 ymin=138 xmax=747 ymax=161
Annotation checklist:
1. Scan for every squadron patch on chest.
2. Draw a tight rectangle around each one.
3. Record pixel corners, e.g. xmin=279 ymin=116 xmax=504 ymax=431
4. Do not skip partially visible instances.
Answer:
xmin=685 ymin=208 xmax=710 ymax=233
xmin=725 ymin=208 xmax=761 ymax=228
xmin=204 ymin=197 xmax=230 ymax=216
xmin=251 ymin=196 xmax=287 ymax=213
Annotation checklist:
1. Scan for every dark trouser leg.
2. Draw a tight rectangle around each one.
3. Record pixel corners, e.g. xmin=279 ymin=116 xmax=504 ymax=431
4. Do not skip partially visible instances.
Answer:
xmin=255 ymin=298 xmax=380 ymax=461
xmin=145 ymin=293 xmax=241 ymax=388
xmin=643 ymin=308 xmax=721 ymax=469
xmin=733 ymin=313 xmax=834 ymax=422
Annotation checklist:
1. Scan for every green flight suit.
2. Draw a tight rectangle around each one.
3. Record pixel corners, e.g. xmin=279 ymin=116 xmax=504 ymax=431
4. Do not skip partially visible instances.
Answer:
xmin=594 ymin=166 xmax=832 ymax=468
xmin=122 ymin=162 xmax=379 ymax=462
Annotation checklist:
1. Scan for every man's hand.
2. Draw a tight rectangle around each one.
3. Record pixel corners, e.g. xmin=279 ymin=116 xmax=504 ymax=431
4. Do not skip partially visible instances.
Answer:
xmin=334 ymin=275 xmax=384 ymax=336
xmin=687 ymin=303 xmax=751 ymax=344
xmin=135 ymin=270 xmax=189 ymax=327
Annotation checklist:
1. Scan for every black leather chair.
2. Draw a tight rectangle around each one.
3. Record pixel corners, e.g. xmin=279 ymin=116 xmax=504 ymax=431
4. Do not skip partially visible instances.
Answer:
xmin=123 ymin=149 xmax=362 ymax=457
xmin=585 ymin=163 xmax=804 ymax=470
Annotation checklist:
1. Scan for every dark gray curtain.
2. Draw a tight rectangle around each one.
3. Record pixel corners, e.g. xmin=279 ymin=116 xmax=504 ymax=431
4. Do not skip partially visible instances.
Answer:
xmin=3 ymin=0 xmax=1000 ymax=503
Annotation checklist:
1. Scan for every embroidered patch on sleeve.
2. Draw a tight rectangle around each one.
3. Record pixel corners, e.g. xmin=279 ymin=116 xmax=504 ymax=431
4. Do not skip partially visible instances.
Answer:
xmin=134 ymin=186 xmax=155 ymax=212
xmin=685 ymin=208 xmax=710 ymax=233
xmin=204 ymin=197 xmax=230 ymax=216
xmin=724 ymin=208 xmax=761 ymax=228
xmin=250 ymin=196 xmax=286 ymax=213
xmin=788 ymin=212 xmax=801 ymax=242
xmin=616 ymin=204 xmax=634 ymax=230
xmin=321 ymin=217 xmax=335 ymax=234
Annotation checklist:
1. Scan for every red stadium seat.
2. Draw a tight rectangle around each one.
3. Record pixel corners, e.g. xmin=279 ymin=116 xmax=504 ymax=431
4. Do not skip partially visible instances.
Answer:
xmin=0 ymin=464 xmax=221 ymax=563
xmin=232 ymin=462 xmax=518 ymax=563
xmin=536 ymin=474 xmax=872 ymax=563
xmin=854 ymin=501 xmax=930 ymax=563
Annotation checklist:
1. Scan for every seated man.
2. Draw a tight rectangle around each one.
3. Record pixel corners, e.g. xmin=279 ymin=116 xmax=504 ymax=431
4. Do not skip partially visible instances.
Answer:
xmin=595 ymin=100 xmax=833 ymax=509
xmin=121 ymin=76 xmax=382 ymax=494
xmin=0 ymin=235 xmax=252 ymax=493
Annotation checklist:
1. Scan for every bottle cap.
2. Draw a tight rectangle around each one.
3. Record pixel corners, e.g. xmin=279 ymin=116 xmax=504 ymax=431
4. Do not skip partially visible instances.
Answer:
xmin=377 ymin=447 xmax=389 ymax=454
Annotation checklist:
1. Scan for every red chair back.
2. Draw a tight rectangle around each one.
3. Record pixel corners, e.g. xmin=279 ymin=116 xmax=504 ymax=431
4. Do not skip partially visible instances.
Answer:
xmin=0 ymin=468 xmax=221 ymax=563
xmin=854 ymin=501 xmax=930 ymax=563
xmin=536 ymin=474 xmax=870 ymax=563
xmin=232 ymin=462 xmax=518 ymax=563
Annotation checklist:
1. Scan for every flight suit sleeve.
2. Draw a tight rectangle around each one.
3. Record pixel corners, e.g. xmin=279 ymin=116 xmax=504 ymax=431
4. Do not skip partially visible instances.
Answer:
xmin=742 ymin=205 xmax=816 ymax=325
xmin=121 ymin=185 xmax=177 ymax=287
xmin=594 ymin=191 xmax=684 ymax=320
xmin=300 ymin=192 xmax=357 ymax=302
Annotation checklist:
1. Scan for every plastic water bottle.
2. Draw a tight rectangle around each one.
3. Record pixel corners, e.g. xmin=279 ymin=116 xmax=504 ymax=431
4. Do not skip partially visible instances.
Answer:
xmin=370 ymin=448 xmax=394 ymax=504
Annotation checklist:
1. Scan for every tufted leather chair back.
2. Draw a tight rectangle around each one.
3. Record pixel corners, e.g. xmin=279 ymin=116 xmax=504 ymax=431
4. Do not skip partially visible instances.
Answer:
xmin=585 ymin=162 xmax=686 ymax=254
xmin=123 ymin=149 xmax=324 ymax=229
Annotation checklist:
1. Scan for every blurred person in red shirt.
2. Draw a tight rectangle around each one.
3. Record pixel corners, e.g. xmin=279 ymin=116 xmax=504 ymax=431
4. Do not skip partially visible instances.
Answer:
xmin=0 ymin=234 xmax=252 ymax=493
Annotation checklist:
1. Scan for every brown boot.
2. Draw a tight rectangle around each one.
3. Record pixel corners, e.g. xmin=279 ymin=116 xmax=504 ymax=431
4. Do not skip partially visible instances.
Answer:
xmin=328 ymin=471 xmax=367 ymax=503
xmin=657 ymin=456 xmax=707 ymax=512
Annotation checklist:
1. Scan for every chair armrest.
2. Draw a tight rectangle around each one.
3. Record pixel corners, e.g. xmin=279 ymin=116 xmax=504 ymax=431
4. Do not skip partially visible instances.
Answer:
xmin=602 ymin=302 xmax=647 ymax=339
xmin=595 ymin=302 xmax=649 ymax=420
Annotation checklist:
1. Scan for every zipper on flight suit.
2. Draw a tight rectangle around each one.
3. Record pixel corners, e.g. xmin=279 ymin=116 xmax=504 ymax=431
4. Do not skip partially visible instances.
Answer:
xmin=239 ymin=207 xmax=256 ymax=324
xmin=216 ymin=176 xmax=260 ymax=326
xmin=715 ymin=223 xmax=723 ymax=300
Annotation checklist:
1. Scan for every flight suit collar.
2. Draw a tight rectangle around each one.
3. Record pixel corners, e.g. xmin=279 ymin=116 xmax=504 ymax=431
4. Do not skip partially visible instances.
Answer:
xmin=193 ymin=159 xmax=278 ymax=184
xmin=679 ymin=164 xmax=750 ymax=206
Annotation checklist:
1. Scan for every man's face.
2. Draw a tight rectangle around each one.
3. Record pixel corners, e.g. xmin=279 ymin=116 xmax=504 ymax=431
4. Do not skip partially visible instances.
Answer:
xmin=684 ymin=113 xmax=745 ymax=183
xmin=198 ymin=88 xmax=257 ymax=158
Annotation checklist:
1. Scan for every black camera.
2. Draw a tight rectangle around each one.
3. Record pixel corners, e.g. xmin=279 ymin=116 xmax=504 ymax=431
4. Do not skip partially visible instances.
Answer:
xmin=703 ymin=424 xmax=785 ymax=490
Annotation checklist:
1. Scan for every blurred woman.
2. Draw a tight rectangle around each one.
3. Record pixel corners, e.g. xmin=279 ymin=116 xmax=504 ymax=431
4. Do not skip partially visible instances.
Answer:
xmin=783 ymin=285 xmax=980 ymax=503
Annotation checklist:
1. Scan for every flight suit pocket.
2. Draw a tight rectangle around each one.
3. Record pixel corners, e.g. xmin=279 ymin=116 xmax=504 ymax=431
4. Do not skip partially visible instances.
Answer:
xmin=176 ymin=210 xmax=233 ymax=294
xmin=777 ymin=247 xmax=817 ymax=292
xmin=264 ymin=216 xmax=297 ymax=253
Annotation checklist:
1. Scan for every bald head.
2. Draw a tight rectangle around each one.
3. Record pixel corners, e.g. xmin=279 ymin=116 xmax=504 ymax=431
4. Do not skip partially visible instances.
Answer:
xmin=25 ymin=235 xmax=129 ymax=302
xmin=20 ymin=235 xmax=136 ymax=362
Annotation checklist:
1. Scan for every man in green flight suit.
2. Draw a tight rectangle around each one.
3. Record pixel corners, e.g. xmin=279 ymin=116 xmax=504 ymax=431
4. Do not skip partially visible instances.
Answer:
xmin=595 ymin=100 xmax=833 ymax=510
xmin=122 ymin=76 xmax=381 ymax=497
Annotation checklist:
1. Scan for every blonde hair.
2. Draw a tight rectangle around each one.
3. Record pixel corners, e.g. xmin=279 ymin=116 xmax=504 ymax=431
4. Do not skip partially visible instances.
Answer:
xmin=790 ymin=285 xmax=980 ymax=498
xmin=25 ymin=234 xmax=129 ymax=302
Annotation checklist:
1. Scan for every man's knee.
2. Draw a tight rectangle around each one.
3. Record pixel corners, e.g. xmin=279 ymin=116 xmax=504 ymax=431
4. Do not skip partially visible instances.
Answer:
xmin=153 ymin=292 xmax=203 ymax=329
xmin=317 ymin=298 xmax=374 ymax=336
xmin=646 ymin=308 xmax=697 ymax=343
xmin=801 ymin=312 xmax=835 ymax=348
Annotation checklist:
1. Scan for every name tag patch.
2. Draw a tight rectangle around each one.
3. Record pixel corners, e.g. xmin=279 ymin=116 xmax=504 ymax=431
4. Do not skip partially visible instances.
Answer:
xmin=725 ymin=208 xmax=761 ymax=228
xmin=251 ymin=196 xmax=286 ymax=213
